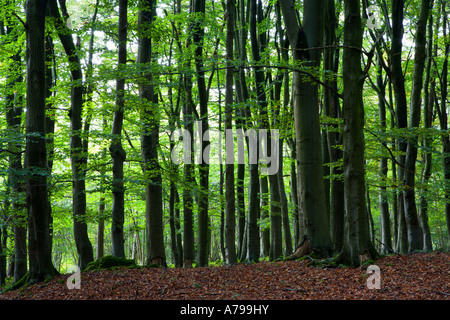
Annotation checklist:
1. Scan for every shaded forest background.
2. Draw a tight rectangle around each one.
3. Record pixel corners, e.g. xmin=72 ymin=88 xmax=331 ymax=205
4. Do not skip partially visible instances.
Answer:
xmin=0 ymin=0 xmax=449 ymax=286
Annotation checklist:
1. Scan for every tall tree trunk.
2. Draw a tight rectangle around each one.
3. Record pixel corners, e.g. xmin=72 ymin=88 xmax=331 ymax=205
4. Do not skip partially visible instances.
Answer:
xmin=419 ymin=8 xmax=435 ymax=252
xmin=402 ymin=0 xmax=431 ymax=252
xmin=274 ymin=6 xmax=292 ymax=256
xmin=338 ymin=0 xmax=378 ymax=267
xmin=110 ymin=0 xmax=127 ymax=259
xmin=280 ymin=0 xmax=332 ymax=257
xmin=168 ymin=61 xmax=183 ymax=266
xmin=250 ymin=0 xmax=282 ymax=261
xmin=25 ymin=0 xmax=56 ymax=283
xmin=4 ymin=16 xmax=27 ymax=283
xmin=48 ymin=0 xmax=94 ymax=269
xmin=323 ymin=0 xmax=344 ymax=253
xmin=438 ymin=4 xmax=450 ymax=250
xmin=138 ymin=0 xmax=166 ymax=266
xmin=377 ymin=58 xmax=392 ymax=254
xmin=391 ymin=0 xmax=408 ymax=254
xmin=225 ymin=0 xmax=237 ymax=265
xmin=192 ymin=0 xmax=209 ymax=268
xmin=234 ymin=0 xmax=260 ymax=263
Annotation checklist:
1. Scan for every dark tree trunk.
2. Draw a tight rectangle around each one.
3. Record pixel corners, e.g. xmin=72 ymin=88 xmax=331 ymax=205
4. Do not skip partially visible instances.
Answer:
xmin=48 ymin=0 xmax=94 ymax=269
xmin=391 ymin=0 xmax=409 ymax=254
xmin=402 ymin=0 xmax=431 ymax=252
xmin=250 ymin=0 xmax=282 ymax=261
xmin=225 ymin=0 xmax=237 ymax=265
xmin=3 ymin=17 xmax=27 ymax=283
xmin=280 ymin=0 xmax=332 ymax=257
xmin=377 ymin=58 xmax=392 ymax=254
xmin=138 ymin=0 xmax=166 ymax=266
xmin=337 ymin=0 xmax=378 ymax=267
xmin=438 ymin=4 xmax=450 ymax=250
xmin=25 ymin=0 xmax=56 ymax=283
xmin=419 ymin=9 xmax=435 ymax=252
xmin=192 ymin=0 xmax=210 ymax=268
xmin=109 ymin=0 xmax=127 ymax=259
xmin=323 ymin=0 xmax=344 ymax=253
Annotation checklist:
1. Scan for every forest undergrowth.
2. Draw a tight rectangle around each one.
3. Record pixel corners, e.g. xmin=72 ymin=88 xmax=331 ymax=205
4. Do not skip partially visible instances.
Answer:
xmin=0 ymin=252 xmax=448 ymax=300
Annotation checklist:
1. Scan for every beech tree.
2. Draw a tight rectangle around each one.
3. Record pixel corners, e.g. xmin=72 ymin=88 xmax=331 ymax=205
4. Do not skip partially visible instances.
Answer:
xmin=25 ymin=0 xmax=56 ymax=283
xmin=137 ymin=0 xmax=166 ymax=266
xmin=337 ymin=0 xmax=377 ymax=266
xmin=279 ymin=0 xmax=333 ymax=258
xmin=109 ymin=0 xmax=127 ymax=258
xmin=48 ymin=0 xmax=94 ymax=269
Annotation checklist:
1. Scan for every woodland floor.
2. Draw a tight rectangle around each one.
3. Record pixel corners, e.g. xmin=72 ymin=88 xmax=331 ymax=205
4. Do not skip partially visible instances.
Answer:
xmin=0 ymin=252 xmax=449 ymax=301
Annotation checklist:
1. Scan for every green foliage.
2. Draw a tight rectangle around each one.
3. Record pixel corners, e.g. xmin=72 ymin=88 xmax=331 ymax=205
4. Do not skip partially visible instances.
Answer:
xmin=0 ymin=0 xmax=449 ymax=278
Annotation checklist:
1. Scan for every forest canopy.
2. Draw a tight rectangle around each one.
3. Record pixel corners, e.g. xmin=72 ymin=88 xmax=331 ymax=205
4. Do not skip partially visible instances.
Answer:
xmin=0 ymin=0 xmax=449 ymax=286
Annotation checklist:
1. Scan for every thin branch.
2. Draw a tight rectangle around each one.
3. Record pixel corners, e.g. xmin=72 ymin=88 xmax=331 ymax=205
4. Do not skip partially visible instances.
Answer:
xmin=12 ymin=12 xmax=27 ymax=29
xmin=364 ymin=127 xmax=405 ymax=169
xmin=0 ymin=149 xmax=26 ymax=156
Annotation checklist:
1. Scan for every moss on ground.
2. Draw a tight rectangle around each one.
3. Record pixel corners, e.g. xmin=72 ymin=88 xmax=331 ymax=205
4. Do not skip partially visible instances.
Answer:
xmin=84 ymin=255 xmax=136 ymax=271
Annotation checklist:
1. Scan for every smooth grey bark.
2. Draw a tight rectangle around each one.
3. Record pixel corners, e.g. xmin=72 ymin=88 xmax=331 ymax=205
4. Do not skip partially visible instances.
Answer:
xmin=280 ymin=0 xmax=332 ymax=257
xmin=25 ymin=0 xmax=56 ymax=283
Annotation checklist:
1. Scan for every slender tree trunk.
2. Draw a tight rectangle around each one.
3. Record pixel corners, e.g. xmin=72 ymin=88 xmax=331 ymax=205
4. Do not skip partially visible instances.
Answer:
xmin=377 ymin=58 xmax=392 ymax=254
xmin=438 ymin=5 xmax=450 ymax=250
xmin=25 ymin=0 xmax=56 ymax=283
xmin=48 ymin=0 xmax=94 ymax=269
xmin=260 ymin=176 xmax=270 ymax=257
xmin=289 ymin=143 xmax=300 ymax=246
xmin=191 ymin=0 xmax=210 ymax=267
xmin=137 ymin=0 xmax=166 ymax=266
xmin=402 ymin=0 xmax=431 ymax=252
xmin=419 ymin=10 xmax=435 ymax=252
xmin=391 ymin=0 xmax=409 ymax=254
xmin=249 ymin=0 xmax=282 ymax=261
xmin=96 ymin=196 xmax=105 ymax=259
xmin=4 ymin=17 xmax=27 ymax=283
xmin=234 ymin=0 xmax=260 ymax=263
xmin=168 ymin=72 xmax=183 ymax=266
xmin=109 ymin=0 xmax=128 ymax=259
xmin=323 ymin=0 xmax=344 ymax=253
xmin=225 ymin=0 xmax=237 ymax=265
